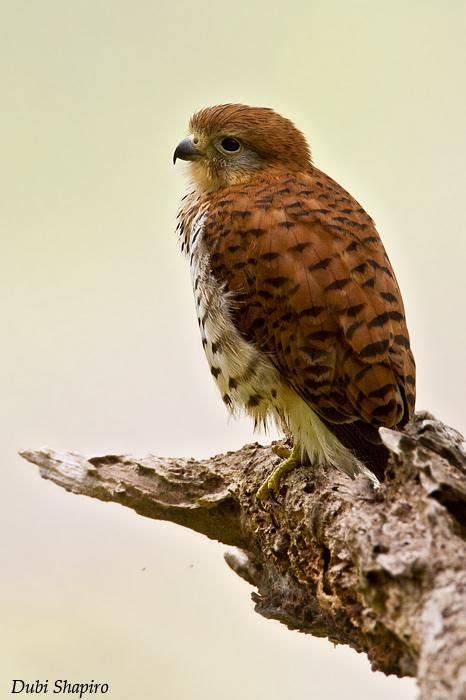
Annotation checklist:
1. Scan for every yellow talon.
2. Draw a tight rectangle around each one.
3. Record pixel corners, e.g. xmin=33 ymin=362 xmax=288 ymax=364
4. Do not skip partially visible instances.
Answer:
xmin=256 ymin=443 xmax=302 ymax=501
xmin=271 ymin=442 xmax=292 ymax=459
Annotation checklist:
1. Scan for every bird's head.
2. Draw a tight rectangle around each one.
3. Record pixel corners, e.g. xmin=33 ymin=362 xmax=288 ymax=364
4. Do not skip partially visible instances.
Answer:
xmin=173 ymin=104 xmax=311 ymax=191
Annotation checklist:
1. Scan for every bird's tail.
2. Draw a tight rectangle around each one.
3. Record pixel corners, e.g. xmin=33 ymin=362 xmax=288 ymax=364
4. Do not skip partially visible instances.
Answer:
xmin=322 ymin=420 xmax=388 ymax=483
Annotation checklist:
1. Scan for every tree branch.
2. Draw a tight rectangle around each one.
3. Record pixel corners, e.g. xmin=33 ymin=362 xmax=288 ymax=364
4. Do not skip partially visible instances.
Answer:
xmin=20 ymin=412 xmax=466 ymax=700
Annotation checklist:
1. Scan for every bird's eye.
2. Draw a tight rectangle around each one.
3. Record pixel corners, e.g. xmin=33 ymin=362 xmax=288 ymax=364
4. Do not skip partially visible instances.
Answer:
xmin=219 ymin=137 xmax=241 ymax=153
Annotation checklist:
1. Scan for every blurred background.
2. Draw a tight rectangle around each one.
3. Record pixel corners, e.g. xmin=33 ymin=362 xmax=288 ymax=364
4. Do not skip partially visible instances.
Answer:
xmin=2 ymin=1 xmax=465 ymax=698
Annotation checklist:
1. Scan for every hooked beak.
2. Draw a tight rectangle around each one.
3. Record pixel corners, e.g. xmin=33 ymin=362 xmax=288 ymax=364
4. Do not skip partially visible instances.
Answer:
xmin=173 ymin=137 xmax=202 ymax=164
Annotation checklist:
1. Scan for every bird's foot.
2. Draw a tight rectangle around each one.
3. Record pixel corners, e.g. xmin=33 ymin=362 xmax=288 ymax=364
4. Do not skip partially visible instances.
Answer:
xmin=271 ymin=442 xmax=292 ymax=459
xmin=256 ymin=443 xmax=301 ymax=501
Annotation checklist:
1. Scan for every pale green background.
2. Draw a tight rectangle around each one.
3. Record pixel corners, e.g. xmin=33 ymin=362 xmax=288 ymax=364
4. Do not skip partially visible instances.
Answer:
xmin=2 ymin=1 xmax=465 ymax=699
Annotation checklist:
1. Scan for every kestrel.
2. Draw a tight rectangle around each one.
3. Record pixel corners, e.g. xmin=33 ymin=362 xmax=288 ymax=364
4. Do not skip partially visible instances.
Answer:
xmin=173 ymin=104 xmax=415 ymax=500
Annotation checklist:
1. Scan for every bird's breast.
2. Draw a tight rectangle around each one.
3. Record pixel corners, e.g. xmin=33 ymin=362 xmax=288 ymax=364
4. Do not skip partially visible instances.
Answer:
xmin=181 ymin=204 xmax=282 ymax=423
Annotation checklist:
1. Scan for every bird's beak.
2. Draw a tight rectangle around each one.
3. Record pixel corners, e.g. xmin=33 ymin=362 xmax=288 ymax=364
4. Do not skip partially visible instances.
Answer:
xmin=173 ymin=137 xmax=202 ymax=164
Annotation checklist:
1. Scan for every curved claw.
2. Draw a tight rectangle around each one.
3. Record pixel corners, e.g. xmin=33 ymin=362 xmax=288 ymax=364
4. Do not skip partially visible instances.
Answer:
xmin=271 ymin=443 xmax=292 ymax=459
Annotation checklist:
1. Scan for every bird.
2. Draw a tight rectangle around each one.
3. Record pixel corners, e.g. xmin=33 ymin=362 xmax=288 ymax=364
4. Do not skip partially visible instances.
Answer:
xmin=173 ymin=104 xmax=416 ymax=500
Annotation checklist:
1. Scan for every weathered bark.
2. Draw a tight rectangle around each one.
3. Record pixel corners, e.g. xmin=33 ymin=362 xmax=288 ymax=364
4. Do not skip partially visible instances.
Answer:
xmin=20 ymin=412 xmax=466 ymax=700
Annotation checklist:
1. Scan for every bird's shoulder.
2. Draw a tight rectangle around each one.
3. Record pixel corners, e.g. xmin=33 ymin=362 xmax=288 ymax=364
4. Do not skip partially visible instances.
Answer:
xmin=201 ymin=167 xmax=391 ymax=313
xmin=204 ymin=165 xmax=374 ymax=235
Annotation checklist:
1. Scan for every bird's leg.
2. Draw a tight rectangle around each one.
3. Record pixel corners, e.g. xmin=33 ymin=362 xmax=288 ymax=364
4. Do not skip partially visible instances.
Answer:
xmin=256 ymin=442 xmax=302 ymax=501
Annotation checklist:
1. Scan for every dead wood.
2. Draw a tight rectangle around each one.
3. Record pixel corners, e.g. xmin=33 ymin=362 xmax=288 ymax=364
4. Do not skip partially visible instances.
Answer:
xmin=20 ymin=411 xmax=466 ymax=700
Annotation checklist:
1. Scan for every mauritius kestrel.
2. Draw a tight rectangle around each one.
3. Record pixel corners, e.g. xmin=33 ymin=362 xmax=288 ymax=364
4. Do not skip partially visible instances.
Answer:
xmin=173 ymin=104 xmax=415 ymax=500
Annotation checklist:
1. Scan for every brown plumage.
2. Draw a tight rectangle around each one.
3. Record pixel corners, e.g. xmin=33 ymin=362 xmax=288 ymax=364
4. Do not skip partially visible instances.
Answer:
xmin=174 ymin=104 xmax=415 ymax=496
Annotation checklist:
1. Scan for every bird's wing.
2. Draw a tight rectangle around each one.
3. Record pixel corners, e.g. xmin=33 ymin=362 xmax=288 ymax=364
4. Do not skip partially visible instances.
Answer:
xmin=202 ymin=168 xmax=416 ymax=428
